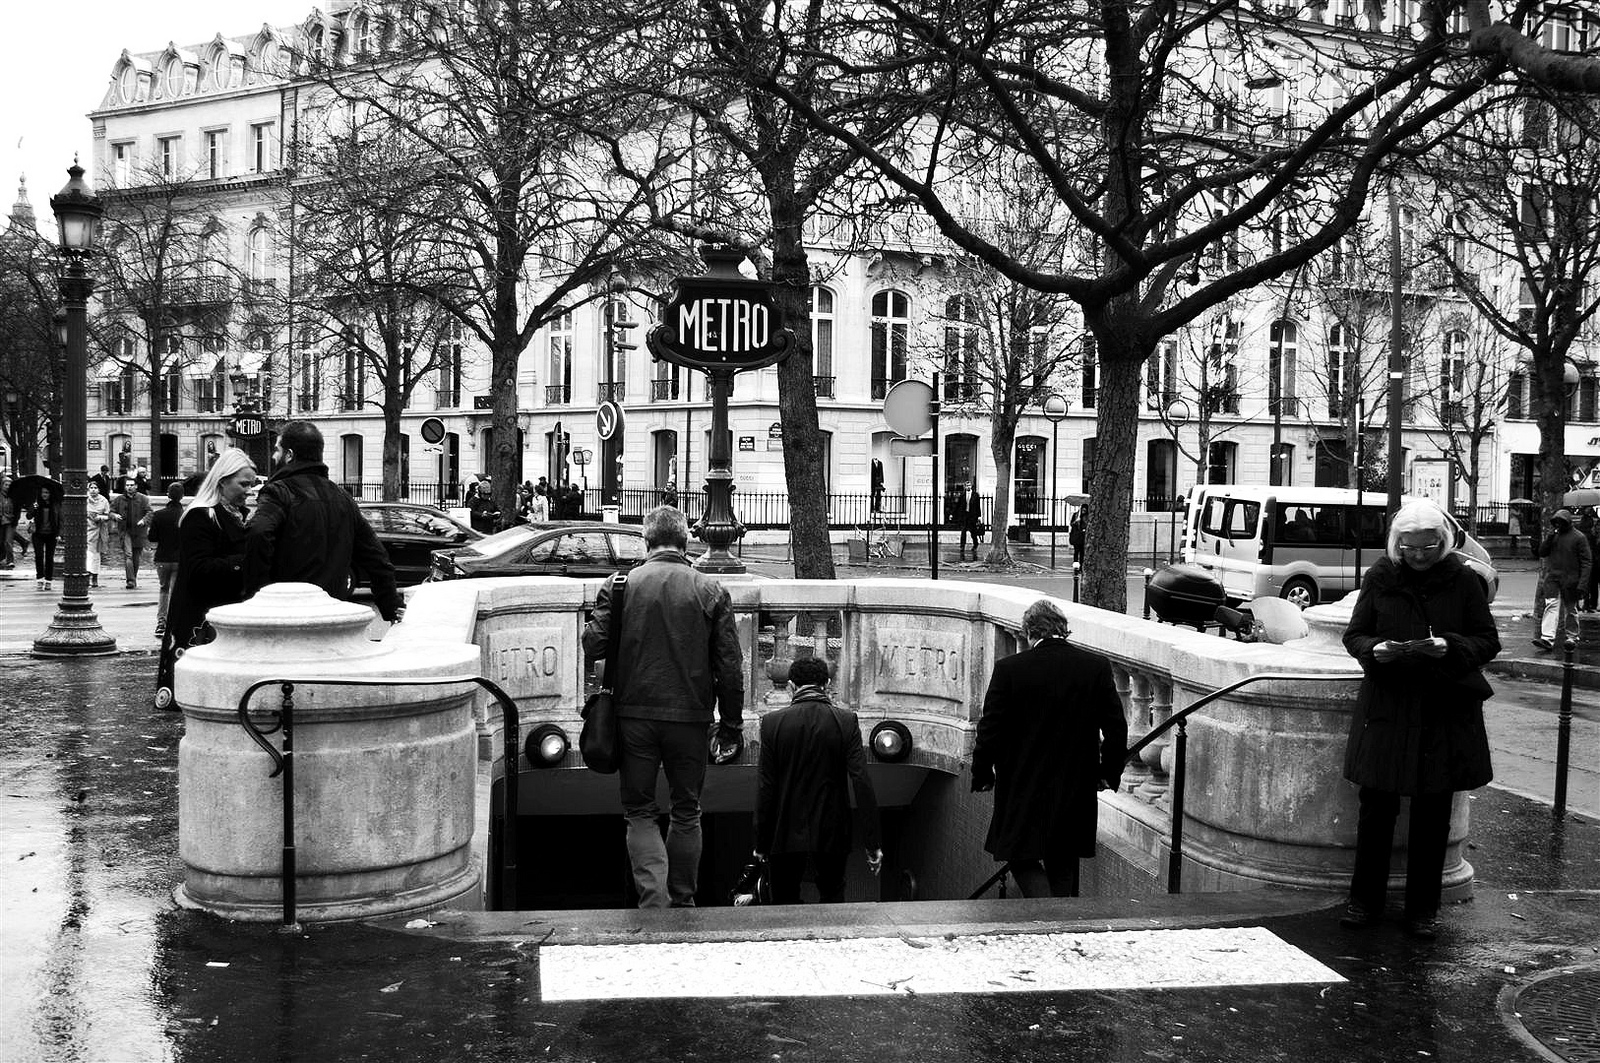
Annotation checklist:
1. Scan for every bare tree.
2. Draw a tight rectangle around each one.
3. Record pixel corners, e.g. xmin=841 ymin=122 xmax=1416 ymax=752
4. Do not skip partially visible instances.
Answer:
xmin=0 ymin=232 xmax=61 ymax=474
xmin=1147 ymin=302 xmax=1270 ymax=487
xmin=296 ymin=0 xmax=676 ymax=527
xmin=757 ymin=0 xmax=1511 ymax=609
xmin=1424 ymin=87 xmax=1600 ymax=525
xmin=96 ymin=158 xmax=245 ymax=481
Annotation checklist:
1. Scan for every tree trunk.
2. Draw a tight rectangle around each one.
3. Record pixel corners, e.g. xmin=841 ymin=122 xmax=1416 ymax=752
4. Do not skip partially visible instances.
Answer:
xmin=985 ymin=421 xmax=1016 ymax=564
xmin=382 ymin=395 xmax=404 ymax=503
xmin=1081 ymin=347 xmax=1145 ymax=611
xmin=769 ymin=204 xmax=835 ymax=578
xmin=1532 ymin=345 xmax=1570 ymax=528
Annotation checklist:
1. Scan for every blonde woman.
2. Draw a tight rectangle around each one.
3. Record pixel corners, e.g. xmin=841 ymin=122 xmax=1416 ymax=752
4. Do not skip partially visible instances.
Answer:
xmin=153 ymin=449 xmax=255 ymax=710
xmin=84 ymin=480 xmax=111 ymax=588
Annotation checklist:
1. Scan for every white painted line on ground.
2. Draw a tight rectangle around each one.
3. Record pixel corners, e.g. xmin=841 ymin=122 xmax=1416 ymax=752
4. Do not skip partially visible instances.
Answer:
xmin=537 ymin=926 xmax=1344 ymax=1001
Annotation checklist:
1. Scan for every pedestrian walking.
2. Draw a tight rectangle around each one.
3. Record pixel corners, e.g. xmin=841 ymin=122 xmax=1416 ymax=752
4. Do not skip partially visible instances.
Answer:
xmin=957 ymin=482 xmax=984 ymax=561
xmin=581 ymin=505 xmax=745 ymax=908
xmin=1338 ymin=499 xmax=1500 ymax=940
xmin=0 ymin=473 xmax=14 ymax=570
xmin=154 ymin=449 xmax=255 ymax=711
xmin=109 ymin=478 xmax=153 ymax=589
xmin=84 ymin=480 xmax=111 ymax=588
xmin=1533 ymin=508 xmax=1591 ymax=650
xmin=1069 ymin=511 xmax=1086 ymax=567
xmin=90 ymin=465 xmax=111 ymax=503
xmin=754 ymin=656 xmax=882 ymax=904
xmin=29 ymin=486 xmax=61 ymax=589
xmin=243 ymin=421 xmax=403 ymax=621
xmin=148 ymin=482 xmax=186 ymax=634
xmin=470 ymin=477 xmax=499 ymax=533
xmin=971 ymin=598 xmax=1127 ymax=898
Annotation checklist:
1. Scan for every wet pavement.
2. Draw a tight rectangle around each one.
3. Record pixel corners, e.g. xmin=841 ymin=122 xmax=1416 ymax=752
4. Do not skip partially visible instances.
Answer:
xmin=4 ymin=566 xmax=1600 ymax=1061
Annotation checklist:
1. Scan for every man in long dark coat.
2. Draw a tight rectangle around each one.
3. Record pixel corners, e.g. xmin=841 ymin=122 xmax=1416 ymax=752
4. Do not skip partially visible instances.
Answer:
xmin=971 ymin=598 xmax=1127 ymax=897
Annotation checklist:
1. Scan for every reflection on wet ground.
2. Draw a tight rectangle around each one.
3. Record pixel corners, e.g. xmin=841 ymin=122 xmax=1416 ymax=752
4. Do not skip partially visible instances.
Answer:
xmin=3 ymin=656 xmax=1600 ymax=1063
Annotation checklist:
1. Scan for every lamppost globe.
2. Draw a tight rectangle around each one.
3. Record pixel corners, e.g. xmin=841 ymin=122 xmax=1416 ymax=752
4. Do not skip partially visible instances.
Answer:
xmin=35 ymin=160 xmax=116 ymax=656
xmin=49 ymin=161 xmax=104 ymax=254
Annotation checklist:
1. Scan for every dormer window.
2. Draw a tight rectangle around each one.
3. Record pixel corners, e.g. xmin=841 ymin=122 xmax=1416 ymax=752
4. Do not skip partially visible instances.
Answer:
xmin=165 ymin=58 xmax=185 ymax=97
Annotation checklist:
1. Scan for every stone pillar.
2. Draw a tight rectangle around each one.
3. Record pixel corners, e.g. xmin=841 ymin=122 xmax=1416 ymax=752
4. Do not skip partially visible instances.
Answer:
xmin=174 ymin=583 xmax=481 ymax=922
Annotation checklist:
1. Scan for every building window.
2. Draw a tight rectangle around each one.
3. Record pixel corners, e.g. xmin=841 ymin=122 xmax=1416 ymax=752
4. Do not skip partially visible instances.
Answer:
xmin=1507 ymin=369 xmax=1526 ymax=419
xmin=1269 ymin=319 xmax=1298 ymax=416
xmin=342 ymin=333 xmax=365 ymax=410
xmin=247 ymin=227 xmax=272 ymax=288
xmin=809 ymin=286 xmax=834 ymax=394
xmin=162 ymin=365 xmax=182 ymax=414
xmin=1146 ymin=339 xmax=1177 ymax=410
xmin=158 ymin=135 xmax=181 ymax=179
xmin=112 ymin=142 xmax=132 ymax=186
xmin=1209 ymin=440 xmax=1240 ymax=485
xmin=204 ymin=130 xmax=226 ymax=180
xmin=437 ymin=320 xmax=463 ymax=406
xmin=1082 ymin=435 xmax=1097 ymax=493
xmin=298 ymin=349 xmax=322 ymax=413
xmin=1326 ymin=323 xmax=1350 ymax=417
xmin=352 ymin=14 xmax=372 ymax=55
xmin=1080 ymin=334 xmax=1098 ymax=409
xmin=1014 ymin=436 xmax=1045 ymax=516
xmin=942 ymin=294 xmax=982 ymax=403
xmin=1146 ymin=439 xmax=1177 ymax=511
xmin=869 ymin=289 xmax=909 ymax=400
xmin=1441 ymin=330 xmax=1468 ymax=422
xmin=250 ymin=122 xmax=274 ymax=173
xmin=548 ymin=309 xmax=573 ymax=404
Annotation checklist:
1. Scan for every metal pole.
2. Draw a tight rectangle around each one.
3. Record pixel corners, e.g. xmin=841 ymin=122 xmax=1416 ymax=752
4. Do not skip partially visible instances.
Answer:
xmin=1050 ymin=418 xmax=1060 ymax=570
xmin=1387 ymin=191 xmax=1405 ymax=520
xmin=1355 ymin=396 xmax=1365 ymax=589
xmin=694 ymin=367 xmax=744 ymax=573
xmin=1142 ymin=569 xmax=1153 ymax=620
xmin=1167 ymin=718 xmax=1187 ymax=894
xmin=1555 ymin=638 xmax=1575 ymax=819
xmin=931 ymin=371 xmax=940 ymax=581
xmin=279 ymin=683 xmax=297 ymax=931
xmin=1073 ymin=562 xmax=1080 ymax=603
xmin=33 ymin=230 xmax=116 ymax=656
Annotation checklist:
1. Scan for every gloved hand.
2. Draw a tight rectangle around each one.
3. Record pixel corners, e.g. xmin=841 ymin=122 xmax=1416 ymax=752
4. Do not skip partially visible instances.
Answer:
xmin=709 ymin=722 xmax=743 ymax=765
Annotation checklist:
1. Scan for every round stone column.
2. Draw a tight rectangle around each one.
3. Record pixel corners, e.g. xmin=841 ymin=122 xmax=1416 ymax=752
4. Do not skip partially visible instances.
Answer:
xmin=174 ymin=583 xmax=481 ymax=922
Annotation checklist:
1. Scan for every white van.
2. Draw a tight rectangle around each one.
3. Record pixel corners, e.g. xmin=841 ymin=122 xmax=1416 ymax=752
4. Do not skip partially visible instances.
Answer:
xmin=1179 ymin=484 xmax=1498 ymax=608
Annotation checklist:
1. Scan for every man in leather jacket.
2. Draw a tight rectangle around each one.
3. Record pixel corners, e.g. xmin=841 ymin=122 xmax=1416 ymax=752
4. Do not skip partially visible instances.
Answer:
xmin=244 ymin=421 xmax=403 ymax=622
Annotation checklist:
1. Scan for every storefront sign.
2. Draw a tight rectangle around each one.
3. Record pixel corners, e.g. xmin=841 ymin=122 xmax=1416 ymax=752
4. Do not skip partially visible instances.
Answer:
xmin=738 ymin=436 xmax=756 ymax=452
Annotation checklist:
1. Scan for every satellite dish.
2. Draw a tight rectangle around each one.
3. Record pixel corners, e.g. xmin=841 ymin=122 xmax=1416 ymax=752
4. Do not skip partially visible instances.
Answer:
xmin=1245 ymin=596 xmax=1309 ymax=644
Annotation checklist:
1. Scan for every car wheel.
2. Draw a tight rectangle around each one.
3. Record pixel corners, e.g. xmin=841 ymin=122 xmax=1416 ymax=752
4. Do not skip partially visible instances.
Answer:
xmin=1281 ymin=577 xmax=1318 ymax=610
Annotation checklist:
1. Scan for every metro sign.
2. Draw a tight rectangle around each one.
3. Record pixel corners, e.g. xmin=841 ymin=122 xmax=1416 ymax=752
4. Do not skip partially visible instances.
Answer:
xmin=647 ymin=251 xmax=793 ymax=372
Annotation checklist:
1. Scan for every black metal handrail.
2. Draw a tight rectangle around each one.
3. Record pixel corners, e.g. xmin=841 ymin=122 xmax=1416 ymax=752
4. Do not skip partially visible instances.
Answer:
xmin=969 ymin=669 xmax=1362 ymax=901
xmin=237 ymin=673 xmax=522 ymax=929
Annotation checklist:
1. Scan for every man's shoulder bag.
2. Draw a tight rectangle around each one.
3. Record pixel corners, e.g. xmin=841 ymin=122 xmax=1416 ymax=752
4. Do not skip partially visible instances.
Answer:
xmin=580 ymin=574 xmax=627 ymax=774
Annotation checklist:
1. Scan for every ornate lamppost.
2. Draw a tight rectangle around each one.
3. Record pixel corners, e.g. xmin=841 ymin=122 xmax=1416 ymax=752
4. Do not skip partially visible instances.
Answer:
xmin=33 ymin=161 xmax=117 ymax=657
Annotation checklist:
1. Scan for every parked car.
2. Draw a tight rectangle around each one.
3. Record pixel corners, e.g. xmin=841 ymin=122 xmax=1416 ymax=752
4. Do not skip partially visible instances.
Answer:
xmin=428 ymin=520 xmax=646 ymax=581
xmin=355 ymin=501 xmax=481 ymax=588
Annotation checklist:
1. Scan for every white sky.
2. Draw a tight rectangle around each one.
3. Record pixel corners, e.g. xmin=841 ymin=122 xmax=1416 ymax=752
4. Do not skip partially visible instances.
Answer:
xmin=1 ymin=2 xmax=312 ymax=232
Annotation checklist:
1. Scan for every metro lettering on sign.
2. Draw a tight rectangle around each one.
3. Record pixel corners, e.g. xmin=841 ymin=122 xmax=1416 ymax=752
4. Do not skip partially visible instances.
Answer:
xmin=676 ymin=298 xmax=771 ymax=354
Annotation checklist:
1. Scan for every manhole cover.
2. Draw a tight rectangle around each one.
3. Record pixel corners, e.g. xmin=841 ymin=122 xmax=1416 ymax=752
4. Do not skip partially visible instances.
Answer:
xmin=1514 ymin=971 xmax=1600 ymax=1062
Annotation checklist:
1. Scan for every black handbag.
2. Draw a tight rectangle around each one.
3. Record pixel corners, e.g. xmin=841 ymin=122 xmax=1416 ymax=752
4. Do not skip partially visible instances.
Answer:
xmin=579 ymin=575 xmax=627 ymax=773
xmin=730 ymin=856 xmax=770 ymax=906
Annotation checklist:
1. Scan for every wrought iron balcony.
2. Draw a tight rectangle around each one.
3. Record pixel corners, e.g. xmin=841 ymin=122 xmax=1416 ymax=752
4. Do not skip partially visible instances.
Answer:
xmin=812 ymin=376 xmax=835 ymax=399
xmin=545 ymin=384 xmax=571 ymax=405
xmin=597 ymin=382 xmax=626 ymax=402
xmin=651 ymin=379 xmax=680 ymax=401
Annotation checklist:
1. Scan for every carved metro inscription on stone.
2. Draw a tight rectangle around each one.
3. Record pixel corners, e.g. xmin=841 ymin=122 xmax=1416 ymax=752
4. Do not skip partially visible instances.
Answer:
xmin=486 ymin=627 xmax=567 ymax=698
xmin=874 ymin=627 xmax=967 ymax=699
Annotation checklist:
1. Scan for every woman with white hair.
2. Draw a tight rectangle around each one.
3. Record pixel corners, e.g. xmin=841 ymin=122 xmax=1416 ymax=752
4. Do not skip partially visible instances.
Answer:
xmin=1339 ymin=499 xmax=1500 ymax=940
xmin=152 ymin=448 xmax=256 ymax=710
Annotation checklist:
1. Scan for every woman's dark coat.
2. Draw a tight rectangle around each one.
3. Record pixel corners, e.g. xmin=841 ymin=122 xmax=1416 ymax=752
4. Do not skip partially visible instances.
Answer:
xmin=972 ymin=638 xmax=1128 ymax=861
xmin=164 ymin=504 xmax=249 ymax=651
xmin=1341 ymin=554 xmax=1500 ymax=795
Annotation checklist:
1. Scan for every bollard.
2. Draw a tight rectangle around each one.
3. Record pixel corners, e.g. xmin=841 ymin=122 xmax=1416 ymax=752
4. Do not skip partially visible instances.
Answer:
xmin=1072 ymin=562 xmax=1081 ymax=603
xmin=1555 ymin=637 xmax=1576 ymax=819
xmin=1142 ymin=568 xmax=1154 ymax=620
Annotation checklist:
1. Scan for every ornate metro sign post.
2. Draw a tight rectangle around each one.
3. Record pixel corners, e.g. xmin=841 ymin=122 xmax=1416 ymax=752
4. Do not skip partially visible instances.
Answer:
xmin=647 ymin=247 xmax=793 ymax=572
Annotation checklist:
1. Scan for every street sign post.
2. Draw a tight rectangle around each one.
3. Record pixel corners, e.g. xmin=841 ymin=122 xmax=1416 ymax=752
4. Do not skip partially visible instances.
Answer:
xmin=883 ymin=377 xmax=941 ymax=579
xmin=646 ymin=247 xmax=794 ymax=572
xmin=1042 ymin=393 xmax=1070 ymax=569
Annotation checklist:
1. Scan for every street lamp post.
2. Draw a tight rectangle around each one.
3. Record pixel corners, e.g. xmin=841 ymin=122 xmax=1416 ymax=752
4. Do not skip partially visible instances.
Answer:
xmin=34 ymin=161 xmax=117 ymax=657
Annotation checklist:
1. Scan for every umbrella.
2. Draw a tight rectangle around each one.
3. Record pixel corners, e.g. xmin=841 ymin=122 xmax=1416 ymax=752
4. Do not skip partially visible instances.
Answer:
xmin=6 ymin=475 xmax=64 ymax=510
xmin=1507 ymin=498 xmax=1534 ymax=506
xmin=1564 ymin=489 xmax=1600 ymax=508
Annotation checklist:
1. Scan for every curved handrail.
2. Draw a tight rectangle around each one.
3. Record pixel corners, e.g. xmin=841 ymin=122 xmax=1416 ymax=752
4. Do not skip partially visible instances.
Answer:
xmin=236 ymin=673 xmax=521 ymax=927
xmin=1125 ymin=669 xmax=1364 ymax=763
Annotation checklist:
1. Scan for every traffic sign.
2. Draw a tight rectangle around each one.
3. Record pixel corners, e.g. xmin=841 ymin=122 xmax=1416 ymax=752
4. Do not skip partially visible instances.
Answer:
xmin=1042 ymin=393 xmax=1070 ymax=423
xmin=645 ymin=249 xmax=793 ymax=372
xmin=596 ymin=401 xmax=624 ymax=441
xmin=419 ymin=416 xmax=447 ymax=445
xmin=230 ymin=415 xmax=265 ymax=436
xmin=883 ymin=379 xmax=936 ymax=437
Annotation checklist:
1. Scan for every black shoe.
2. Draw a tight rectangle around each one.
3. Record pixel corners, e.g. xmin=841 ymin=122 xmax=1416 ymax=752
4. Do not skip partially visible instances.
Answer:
xmin=1339 ymin=903 xmax=1380 ymax=929
xmin=1532 ymin=638 xmax=1553 ymax=651
xmin=1403 ymin=915 xmax=1440 ymax=940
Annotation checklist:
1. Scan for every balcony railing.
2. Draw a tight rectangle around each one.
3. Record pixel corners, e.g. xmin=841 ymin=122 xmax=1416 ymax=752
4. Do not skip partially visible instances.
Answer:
xmin=1440 ymin=400 xmax=1465 ymax=423
xmin=1268 ymin=395 xmax=1303 ymax=417
xmin=545 ymin=385 xmax=572 ymax=405
xmin=168 ymin=276 xmax=234 ymax=306
xmin=943 ymin=380 xmax=982 ymax=404
xmin=651 ymin=379 xmax=681 ymax=401
xmin=195 ymin=396 xmax=224 ymax=414
xmin=597 ymin=382 xmax=626 ymax=402
xmin=434 ymin=388 xmax=460 ymax=409
xmin=337 ymin=395 xmax=362 ymax=413
xmin=242 ymin=278 xmax=278 ymax=301
xmin=812 ymin=376 xmax=836 ymax=399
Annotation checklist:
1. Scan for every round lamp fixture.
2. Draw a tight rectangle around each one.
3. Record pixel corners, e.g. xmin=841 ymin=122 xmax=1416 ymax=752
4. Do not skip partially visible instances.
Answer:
xmin=869 ymin=720 xmax=913 ymax=763
xmin=49 ymin=161 xmax=104 ymax=254
xmin=524 ymin=724 xmax=570 ymax=768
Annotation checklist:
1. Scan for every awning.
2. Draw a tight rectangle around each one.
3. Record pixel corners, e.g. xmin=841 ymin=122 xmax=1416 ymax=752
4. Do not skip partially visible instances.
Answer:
xmin=95 ymin=359 xmax=126 ymax=380
xmin=187 ymin=356 xmax=226 ymax=379
xmin=230 ymin=349 xmax=269 ymax=376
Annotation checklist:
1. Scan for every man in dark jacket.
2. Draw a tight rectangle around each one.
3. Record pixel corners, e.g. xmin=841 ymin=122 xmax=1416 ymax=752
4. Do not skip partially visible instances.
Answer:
xmin=582 ymin=505 xmax=744 ymax=908
xmin=148 ymin=482 xmax=186 ymax=636
xmin=972 ymin=598 xmax=1127 ymax=898
xmin=0 ymin=473 xmax=13 ymax=569
xmin=1534 ymin=508 xmax=1592 ymax=650
xmin=755 ymin=656 xmax=882 ymax=903
xmin=244 ymin=421 xmax=403 ymax=622
xmin=109 ymin=478 xmax=153 ymax=589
